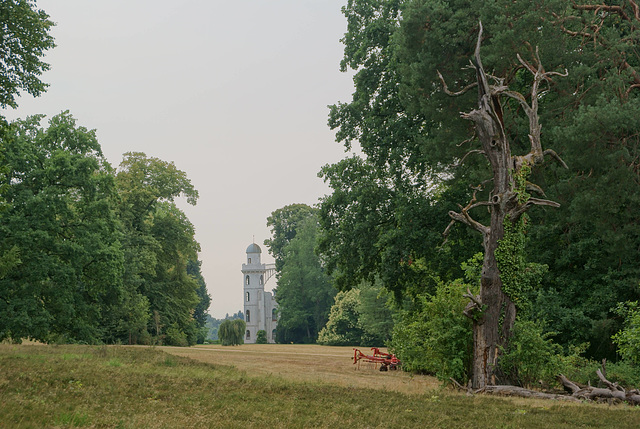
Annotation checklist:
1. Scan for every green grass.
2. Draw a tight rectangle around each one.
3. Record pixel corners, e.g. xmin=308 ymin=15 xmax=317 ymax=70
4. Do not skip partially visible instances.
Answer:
xmin=0 ymin=344 xmax=638 ymax=428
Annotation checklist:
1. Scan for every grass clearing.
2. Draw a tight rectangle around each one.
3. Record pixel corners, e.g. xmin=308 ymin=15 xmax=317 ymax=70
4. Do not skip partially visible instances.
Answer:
xmin=0 ymin=343 xmax=638 ymax=428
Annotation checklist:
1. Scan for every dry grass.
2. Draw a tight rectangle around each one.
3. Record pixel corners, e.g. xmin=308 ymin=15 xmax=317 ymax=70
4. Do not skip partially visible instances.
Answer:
xmin=1 ymin=343 xmax=639 ymax=428
xmin=159 ymin=344 xmax=440 ymax=394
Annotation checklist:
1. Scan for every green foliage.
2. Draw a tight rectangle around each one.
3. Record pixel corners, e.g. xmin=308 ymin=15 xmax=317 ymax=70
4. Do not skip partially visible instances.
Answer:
xmin=0 ymin=0 xmax=56 ymax=108
xmin=318 ymin=156 xmax=480 ymax=298
xmin=326 ymin=0 xmax=640 ymax=367
xmin=272 ymin=212 xmax=335 ymax=343
xmin=0 ymin=113 xmax=123 ymax=343
xmin=612 ymin=301 xmax=640 ymax=366
xmin=204 ymin=311 xmax=244 ymax=341
xmin=115 ymin=153 xmax=203 ymax=346
xmin=264 ymin=204 xmax=317 ymax=272
xmin=187 ymin=259 xmax=211 ymax=344
xmin=389 ymin=279 xmax=473 ymax=382
xmin=499 ymin=320 xmax=562 ymax=388
xmin=496 ymin=215 xmax=548 ymax=312
xmin=0 ymin=113 xmax=207 ymax=345
xmin=218 ymin=319 xmax=245 ymax=346
xmin=318 ymin=281 xmax=395 ymax=346
xmin=356 ymin=280 xmax=395 ymax=344
xmin=3 ymin=344 xmax=640 ymax=428
xmin=255 ymin=330 xmax=268 ymax=344
xmin=164 ymin=323 xmax=189 ymax=347
xmin=318 ymin=289 xmax=365 ymax=346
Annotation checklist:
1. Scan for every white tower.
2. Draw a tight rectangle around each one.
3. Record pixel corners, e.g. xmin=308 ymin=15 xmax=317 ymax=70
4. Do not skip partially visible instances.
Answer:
xmin=241 ymin=243 xmax=277 ymax=343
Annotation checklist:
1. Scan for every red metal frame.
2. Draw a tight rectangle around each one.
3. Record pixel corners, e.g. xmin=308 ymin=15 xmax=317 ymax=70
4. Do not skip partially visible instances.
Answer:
xmin=353 ymin=347 xmax=401 ymax=371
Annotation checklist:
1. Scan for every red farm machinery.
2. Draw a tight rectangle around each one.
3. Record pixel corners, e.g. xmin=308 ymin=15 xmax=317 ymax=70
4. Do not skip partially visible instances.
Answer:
xmin=353 ymin=347 xmax=401 ymax=372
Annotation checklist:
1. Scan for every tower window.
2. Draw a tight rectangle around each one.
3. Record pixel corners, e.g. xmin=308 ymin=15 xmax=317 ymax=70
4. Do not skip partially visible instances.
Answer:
xmin=246 ymin=330 xmax=250 ymax=339
xmin=246 ymin=309 xmax=251 ymax=323
xmin=246 ymin=291 xmax=250 ymax=302
xmin=245 ymin=275 xmax=250 ymax=285
xmin=248 ymin=257 xmax=251 ymax=264
xmin=272 ymin=308 xmax=277 ymax=322
xmin=260 ymin=275 xmax=264 ymax=285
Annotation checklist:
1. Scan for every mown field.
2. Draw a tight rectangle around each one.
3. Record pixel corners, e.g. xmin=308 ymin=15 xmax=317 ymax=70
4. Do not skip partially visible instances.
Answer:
xmin=1 ymin=343 xmax=639 ymax=428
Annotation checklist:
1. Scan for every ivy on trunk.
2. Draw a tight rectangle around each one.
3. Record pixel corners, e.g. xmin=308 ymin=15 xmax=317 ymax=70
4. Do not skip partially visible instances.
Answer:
xmin=441 ymin=23 xmax=568 ymax=389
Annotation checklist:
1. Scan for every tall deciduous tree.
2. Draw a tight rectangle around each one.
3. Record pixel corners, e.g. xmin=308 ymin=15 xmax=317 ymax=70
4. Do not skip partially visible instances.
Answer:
xmin=115 ymin=152 xmax=202 ymax=345
xmin=271 ymin=213 xmax=335 ymax=343
xmin=0 ymin=112 xmax=123 ymax=343
xmin=265 ymin=203 xmax=317 ymax=273
xmin=324 ymin=0 xmax=640 ymax=384
xmin=188 ymin=259 xmax=212 ymax=344
xmin=0 ymin=0 xmax=55 ymax=109
xmin=440 ymin=25 xmax=567 ymax=388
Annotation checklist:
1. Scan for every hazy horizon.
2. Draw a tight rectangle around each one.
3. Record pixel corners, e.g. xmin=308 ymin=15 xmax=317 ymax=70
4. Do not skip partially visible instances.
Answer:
xmin=4 ymin=0 xmax=355 ymax=318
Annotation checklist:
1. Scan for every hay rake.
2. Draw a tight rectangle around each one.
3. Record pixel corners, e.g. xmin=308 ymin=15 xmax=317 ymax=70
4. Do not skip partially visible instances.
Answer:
xmin=353 ymin=347 xmax=401 ymax=371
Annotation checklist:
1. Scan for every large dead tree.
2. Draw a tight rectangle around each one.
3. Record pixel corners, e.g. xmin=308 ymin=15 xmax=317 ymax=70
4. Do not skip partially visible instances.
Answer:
xmin=441 ymin=23 xmax=567 ymax=389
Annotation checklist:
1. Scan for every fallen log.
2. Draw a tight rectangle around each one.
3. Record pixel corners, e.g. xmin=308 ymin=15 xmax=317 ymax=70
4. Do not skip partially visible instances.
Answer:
xmin=558 ymin=369 xmax=640 ymax=405
xmin=450 ymin=368 xmax=640 ymax=405
xmin=481 ymin=385 xmax=580 ymax=402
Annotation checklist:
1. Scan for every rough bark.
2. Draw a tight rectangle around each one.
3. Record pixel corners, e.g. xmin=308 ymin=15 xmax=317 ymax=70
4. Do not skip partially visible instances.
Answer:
xmin=441 ymin=23 xmax=567 ymax=389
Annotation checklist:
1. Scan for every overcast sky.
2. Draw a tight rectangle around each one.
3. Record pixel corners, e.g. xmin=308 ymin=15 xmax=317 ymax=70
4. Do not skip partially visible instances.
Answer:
xmin=5 ymin=0 xmax=355 ymax=318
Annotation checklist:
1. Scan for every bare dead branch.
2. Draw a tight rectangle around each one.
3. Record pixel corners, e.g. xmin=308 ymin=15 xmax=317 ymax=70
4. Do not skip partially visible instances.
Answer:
xmin=437 ymin=70 xmax=478 ymax=96
xmin=596 ymin=368 xmax=625 ymax=392
xmin=482 ymin=385 xmax=581 ymax=401
xmin=449 ymin=378 xmax=470 ymax=392
xmin=525 ymin=182 xmax=546 ymax=196
xmin=511 ymin=197 xmax=561 ymax=221
xmin=502 ymin=90 xmax=532 ymax=116
xmin=543 ymin=149 xmax=569 ymax=169
xmin=463 ymin=287 xmax=482 ymax=307
xmin=558 ymin=374 xmax=583 ymax=394
xmin=526 ymin=197 xmax=561 ymax=208
xmin=441 ymin=219 xmax=457 ymax=244
xmin=457 ymin=131 xmax=477 ymax=147
xmin=468 ymin=200 xmax=493 ymax=211
xmin=457 ymin=149 xmax=487 ymax=166
xmin=448 ymin=210 xmax=489 ymax=235
xmin=447 ymin=186 xmax=491 ymax=236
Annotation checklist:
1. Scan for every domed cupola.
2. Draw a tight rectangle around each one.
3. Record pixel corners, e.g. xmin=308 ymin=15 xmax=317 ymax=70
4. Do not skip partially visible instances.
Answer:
xmin=246 ymin=243 xmax=262 ymax=254
xmin=246 ymin=242 xmax=261 ymax=265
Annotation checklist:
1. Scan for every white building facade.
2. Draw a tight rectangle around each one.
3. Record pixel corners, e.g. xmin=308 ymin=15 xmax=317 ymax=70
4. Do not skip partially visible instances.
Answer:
xmin=241 ymin=243 xmax=277 ymax=343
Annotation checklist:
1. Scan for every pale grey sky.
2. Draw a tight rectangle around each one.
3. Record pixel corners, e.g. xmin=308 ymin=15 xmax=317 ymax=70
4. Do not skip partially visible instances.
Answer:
xmin=5 ymin=1 xmax=355 ymax=318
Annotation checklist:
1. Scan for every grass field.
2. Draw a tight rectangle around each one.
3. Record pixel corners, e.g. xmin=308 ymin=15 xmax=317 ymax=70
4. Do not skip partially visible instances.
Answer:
xmin=158 ymin=344 xmax=440 ymax=394
xmin=1 ymin=343 xmax=639 ymax=428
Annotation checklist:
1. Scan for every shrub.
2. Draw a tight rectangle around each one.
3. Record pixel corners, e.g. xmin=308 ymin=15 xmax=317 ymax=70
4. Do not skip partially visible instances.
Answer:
xmin=317 ymin=289 xmax=365 ymax=346
xmin=256 ymin=330 xmax=268 ymax=344
xmin=389 ymin=279 xmax=473 ymax=383
xmin=219 ymin=319 xmax=245 ymax=346
xmin=499 ymin=320 xmax=563 ymax=387
xmin=612 ymin=301 xmax=640 ymax=365
xmin=164 ymin=323 xmax=189 ymax=347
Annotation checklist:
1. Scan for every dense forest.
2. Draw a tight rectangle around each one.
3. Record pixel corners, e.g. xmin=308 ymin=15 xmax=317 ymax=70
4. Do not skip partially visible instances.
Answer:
xmin=268 ymin=0 xmax=640 ymax=390
xmin=0 ymin=1 xmax=210 ymax=346
xmin=3 ymin=0 xmax=640 ymax=393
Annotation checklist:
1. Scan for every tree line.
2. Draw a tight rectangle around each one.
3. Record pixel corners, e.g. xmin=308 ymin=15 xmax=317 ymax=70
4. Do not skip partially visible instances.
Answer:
xmin=267 ymin=0 xmax=640 ymax=390
xmin=0 ymin=1 xmax=210 ymax=346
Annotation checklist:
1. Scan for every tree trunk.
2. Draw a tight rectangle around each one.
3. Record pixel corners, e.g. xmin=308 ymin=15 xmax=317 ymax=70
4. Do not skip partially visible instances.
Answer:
xmin=442 ymin=23 xmax=566 ymax=389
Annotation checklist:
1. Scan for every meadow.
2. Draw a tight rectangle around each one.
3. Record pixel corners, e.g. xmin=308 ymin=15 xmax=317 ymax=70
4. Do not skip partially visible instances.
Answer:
xmin=1 ymin=343 xmax=639 ymax=428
